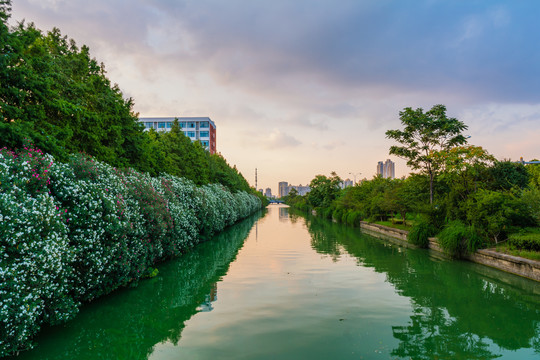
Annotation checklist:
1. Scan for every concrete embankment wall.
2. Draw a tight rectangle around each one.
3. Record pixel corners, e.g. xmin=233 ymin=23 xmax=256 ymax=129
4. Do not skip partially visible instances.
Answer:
xmin=360 ymin=221 xmax=540 ymax=283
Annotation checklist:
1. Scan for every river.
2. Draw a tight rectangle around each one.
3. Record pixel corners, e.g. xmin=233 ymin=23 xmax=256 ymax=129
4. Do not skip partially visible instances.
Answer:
xmin=12 ymin=205 xmax=540 ymax=359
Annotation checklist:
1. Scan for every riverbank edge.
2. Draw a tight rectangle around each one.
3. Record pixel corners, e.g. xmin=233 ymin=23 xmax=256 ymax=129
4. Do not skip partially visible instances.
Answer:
xmin=359 ymin=221 xmax=540 ymax=282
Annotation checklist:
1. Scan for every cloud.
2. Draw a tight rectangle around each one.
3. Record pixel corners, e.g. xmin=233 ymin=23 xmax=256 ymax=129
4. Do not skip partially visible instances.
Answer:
xmin=9 ymin=0 xmax=540 ymax=191
xmin=13 ymin=0 xmax=540 ymax=105
xmin=263 ymin=130 xmax=301 ymax=149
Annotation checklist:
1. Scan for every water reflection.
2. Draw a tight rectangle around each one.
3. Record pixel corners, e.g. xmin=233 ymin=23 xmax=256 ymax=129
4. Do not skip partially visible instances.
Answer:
xmin=302 ymin=213 xmax=540 ymax=359
xmin=278 ymin=205 xmax=290 ymax=221
xmin=12 ymin=212 xmax=264 ymax=360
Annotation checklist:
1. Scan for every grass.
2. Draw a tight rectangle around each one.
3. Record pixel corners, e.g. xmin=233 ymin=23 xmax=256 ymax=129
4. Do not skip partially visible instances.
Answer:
xmin=495 ymin=243 xmax=540 ymax=262
xmin=373 ymin=220 xmax=412 ymax=231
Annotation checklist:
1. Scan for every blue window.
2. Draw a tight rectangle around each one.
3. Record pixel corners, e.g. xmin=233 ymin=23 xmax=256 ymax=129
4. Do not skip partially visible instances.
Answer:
xmin=145 ymin=122 xmax=153 ymax=128
xmin=200 ymin=131 xmax=209 ymax=138
xmin=201 ymin=140 xmax=209 ymax=147
xmin=200 ymin=121 xmax=209 ymax=128
xmin=188 ymin=122 xmax=195 ymax=128
xmin=180 ymin=122 xmax=186 ymax=128
xmin=158 ymin=122 xmax=166 ymax=129
xmin=187 ymin=131 xmax=195 ymax=137
xmin=166 ymin=122 xmax=172 ymax=128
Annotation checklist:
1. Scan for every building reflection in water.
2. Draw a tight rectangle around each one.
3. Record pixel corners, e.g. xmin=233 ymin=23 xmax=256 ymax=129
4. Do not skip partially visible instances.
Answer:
xmin=197 ymin=282 xmax=218 ymax=312
xmin=279 ymin=206 xmax=289 ymax=221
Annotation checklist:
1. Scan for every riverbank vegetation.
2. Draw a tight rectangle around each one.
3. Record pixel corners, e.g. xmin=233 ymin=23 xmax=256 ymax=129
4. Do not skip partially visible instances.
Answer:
xmin=0 ymin=3 xmax=263 ymax=356
xmin=0 ymin=145 xmax=261 ymax=356
xmin=285 ymin=105 xmax=540 ymax=259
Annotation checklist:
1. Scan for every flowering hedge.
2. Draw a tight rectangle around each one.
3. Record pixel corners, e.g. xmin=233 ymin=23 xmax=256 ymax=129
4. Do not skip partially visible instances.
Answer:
xmin=0 ymin=148 xmax=261 ymax=357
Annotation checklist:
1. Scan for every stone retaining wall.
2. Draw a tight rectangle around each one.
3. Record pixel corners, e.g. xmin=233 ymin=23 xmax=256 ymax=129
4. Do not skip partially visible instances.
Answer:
xmin=360 ymin=221 xmax=540 ymax=282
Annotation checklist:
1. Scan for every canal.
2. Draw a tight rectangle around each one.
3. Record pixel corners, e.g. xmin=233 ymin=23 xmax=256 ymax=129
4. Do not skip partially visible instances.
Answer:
xmin=12 ymin=205 xmax=540 ymax=359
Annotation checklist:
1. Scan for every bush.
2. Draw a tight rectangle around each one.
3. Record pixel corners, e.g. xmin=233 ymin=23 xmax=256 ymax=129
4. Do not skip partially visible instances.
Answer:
xmin=0 ymin=148 xmax=262 ymax=357
xmin=407 ymin=216 xmax=436 ymax=248
xmin=345 ymin=210 xmax=362 ymax=227
xmin=521 ymin=187 xmax=540 ymax=226
xmin=437 ymin=220 xmax=483 ymax=258
xmin=466 ymin=189 xmax=535 ymax=243
xmin=507 ymin=229 xmax=540 ymax=252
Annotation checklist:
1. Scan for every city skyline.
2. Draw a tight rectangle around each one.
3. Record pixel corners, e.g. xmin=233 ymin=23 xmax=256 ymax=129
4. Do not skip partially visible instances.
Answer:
xmin=9 ymin=1 xmax=540 ymax=191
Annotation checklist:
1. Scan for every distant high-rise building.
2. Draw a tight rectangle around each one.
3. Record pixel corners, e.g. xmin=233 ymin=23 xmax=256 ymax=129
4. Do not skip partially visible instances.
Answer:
xmin=278 ymin=181 xmax=311 ymax=198
xmin=384 ymin=159 xmax=395 ymax=179
xmin=278 ymin=182 xmax=289 ymax=198
xmin=264 ymin=188 xmax=272 ymax=198
xmin=340 ymin=179 xmax=353 ymax=189
xmin=138 ymin=117 xmax=217 ymax=154
xmin=377 ymin=161 xmax=384 ymax=177
xmin=377 ymin=159 xmax=395 ymax=179
xmin=291 ymin=184 xmax=311 ymax=196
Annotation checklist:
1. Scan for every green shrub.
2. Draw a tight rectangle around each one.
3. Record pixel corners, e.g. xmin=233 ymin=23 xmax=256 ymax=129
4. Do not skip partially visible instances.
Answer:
xmin=332 ymin=208 xmax=343 ymax=223
xmin=0 ymin=147 xmax=261 ymax=357
xmin=346 ymin=210 xmax=362 ymax=227
xmin=507 ymin=229 xmax=540 ymax=252
xmin=437 ymin=220 xmax=483 ymax=258
xmin=407 ymin=216 xmax=436 ymax=248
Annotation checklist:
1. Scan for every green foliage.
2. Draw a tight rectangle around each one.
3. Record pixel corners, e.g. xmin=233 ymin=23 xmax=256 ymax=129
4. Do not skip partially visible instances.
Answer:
xmin=506 ymin=228 xmax=540 ymax=252
xmin=521 ymin=187 xmax=540 ymax=225
xmin=466 ymin=189 xmax=535 ymax=243
xmin=437 ymin=220 xmax=483 ymax=258
xmin=487 ymin=161 xmax=530 ymax=191
xmin=0 ymin=148 xmax=261 ymax=357
xmin=0 ymin=22 xmax=149 ymax=168
xmin=527 ymin=163 xmax=540 ymax=189
xmin=345 ymin=210 xmax=362 ymax=227
xmin=407 ymin=216 xmax=436 ymax=248
xmin=386 ymin=104 xmax=468 ymax=204
xmin=0 ymin=15 xmax=252 ymax=193
xmin=307 ymin=172 xmax=342 ymax=210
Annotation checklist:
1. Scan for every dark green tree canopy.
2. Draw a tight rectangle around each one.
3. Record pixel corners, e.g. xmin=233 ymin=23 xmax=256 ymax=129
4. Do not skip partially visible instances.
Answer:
xmin=0 ymin=8 xmax=256 ymax=194
xmin=308 ymin=172 xmax=342 ymax=209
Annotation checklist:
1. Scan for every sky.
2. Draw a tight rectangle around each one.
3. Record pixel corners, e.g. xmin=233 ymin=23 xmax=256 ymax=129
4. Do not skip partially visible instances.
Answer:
xmin=9 ymin=0 xmax=540 ymax=194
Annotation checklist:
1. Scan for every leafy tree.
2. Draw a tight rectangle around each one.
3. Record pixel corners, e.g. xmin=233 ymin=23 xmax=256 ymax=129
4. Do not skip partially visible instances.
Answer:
xmin=434 ymin=145 xmax=495 ymax=221
xmin=527 ymin=162 xmax=540 ymax=189
xmin=487 ymin=161 xmax=530 ymax=191
xmin=155 ymin=119 xmax=210 ymax=185
xmin=307 ymin=172 xmax=342 ymax=210
xmin=466 ymin=189 xmax=535 ymax=243
xmin=386 ymin=104 xmax=468 ymax=204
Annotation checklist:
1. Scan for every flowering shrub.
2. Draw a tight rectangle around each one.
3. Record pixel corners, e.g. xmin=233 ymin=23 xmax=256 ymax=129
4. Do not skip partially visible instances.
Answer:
xmin=0 ymin=147 xmax=77 ymax=356
xmin=0 ymin=148 xmax=261 ymax=357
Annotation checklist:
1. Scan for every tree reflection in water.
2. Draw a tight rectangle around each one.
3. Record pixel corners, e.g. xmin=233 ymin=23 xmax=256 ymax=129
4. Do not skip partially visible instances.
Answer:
xmin=301 ymin=212 xmax=540 ymax=359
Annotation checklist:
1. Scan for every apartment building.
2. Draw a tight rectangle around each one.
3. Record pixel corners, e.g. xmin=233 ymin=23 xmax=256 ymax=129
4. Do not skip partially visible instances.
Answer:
xmin=139 ymin=117 xmax=217 ymax=154
xmin=376 ymin=159 xmax=395 ymax=179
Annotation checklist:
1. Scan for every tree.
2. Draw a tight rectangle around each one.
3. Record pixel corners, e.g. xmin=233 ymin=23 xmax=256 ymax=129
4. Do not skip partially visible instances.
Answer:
xmin=386 ymin=104 xmax=468 ymax=204
xmin=487 ymin=161 xmax=530 ymax=191
xmin=307 ymin=172 xmax=342 ymax=209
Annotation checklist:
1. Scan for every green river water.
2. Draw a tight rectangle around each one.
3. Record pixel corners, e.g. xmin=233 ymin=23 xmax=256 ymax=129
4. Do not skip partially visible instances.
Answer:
xmin=12 ymin=205 xmax=540 ymax=359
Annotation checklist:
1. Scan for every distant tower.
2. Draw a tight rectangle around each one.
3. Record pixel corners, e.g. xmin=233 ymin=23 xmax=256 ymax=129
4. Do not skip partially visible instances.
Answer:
xmin=255 ymin=168 xmax=257 ymax=189
xmin=278 ymin=181 xmax=289 ymax=198
xmin=376 ymin=161 xmax=384 ymax=177
xmin=377 ymin=159 xmax=395 ymax=179
xmin=384 ymin=159 xmax=395 ymax=179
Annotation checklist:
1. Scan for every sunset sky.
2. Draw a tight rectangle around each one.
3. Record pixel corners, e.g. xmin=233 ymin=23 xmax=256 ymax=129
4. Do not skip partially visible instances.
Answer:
xmin=10 ymin=0 xmax=540 ymax=194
